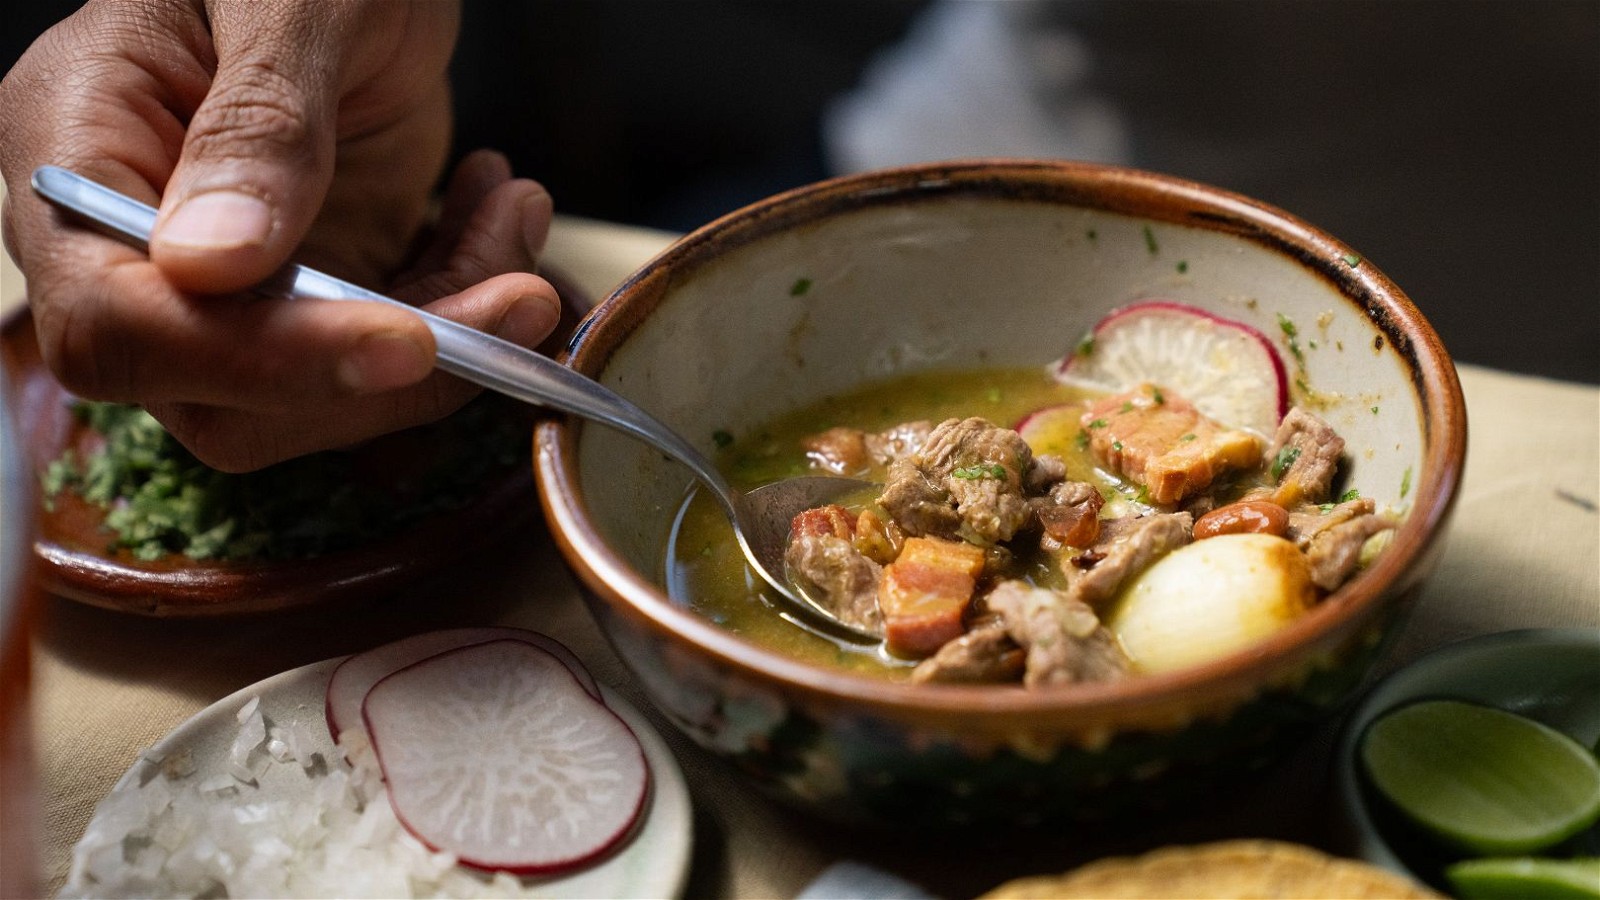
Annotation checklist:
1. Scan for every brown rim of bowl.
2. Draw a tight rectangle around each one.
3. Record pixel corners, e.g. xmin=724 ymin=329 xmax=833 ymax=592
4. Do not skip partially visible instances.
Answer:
xmin=536 ymin=158 xmax=1468 ymax=722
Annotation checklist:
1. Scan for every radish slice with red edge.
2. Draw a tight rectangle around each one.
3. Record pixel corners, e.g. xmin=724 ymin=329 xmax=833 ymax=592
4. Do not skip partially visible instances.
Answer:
xmin=1015 ymin=404 xmax=1087 ymax=459
xmin=325 ymin=627 xmax=601 ymax=740
xmin=362 ymin=639 xmax=650 ymax=876
xmin=1056 ymin=300 xmax=1288 ymax=436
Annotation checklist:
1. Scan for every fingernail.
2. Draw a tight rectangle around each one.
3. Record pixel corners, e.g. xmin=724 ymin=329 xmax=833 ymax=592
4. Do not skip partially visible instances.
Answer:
xmin=495 ymin=295 xmax=558 ymax=347
xmin=158 ymin=191 xmax=272 ymax=250
xmin=339 ymin=331 xmax=433 ymax=393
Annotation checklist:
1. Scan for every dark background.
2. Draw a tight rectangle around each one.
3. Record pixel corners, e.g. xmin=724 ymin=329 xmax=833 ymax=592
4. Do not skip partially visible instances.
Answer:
xmin=5 ymin=1 xmax=1596 ymax=384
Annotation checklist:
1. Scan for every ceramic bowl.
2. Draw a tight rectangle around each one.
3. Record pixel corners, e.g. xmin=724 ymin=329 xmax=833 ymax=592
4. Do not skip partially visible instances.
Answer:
xmin=1334 ymin=628 xmax=1600 ymax=887
xmin=535 ymin=159 xmax=1467 ymax=828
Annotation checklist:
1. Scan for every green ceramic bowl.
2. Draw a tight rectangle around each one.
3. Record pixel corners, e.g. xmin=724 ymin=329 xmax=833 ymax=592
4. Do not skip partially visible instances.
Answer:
xmin=535 ymin=159 xmax=1467 ymax=829
xmin=1335 ymin=628 xmax=1600 ymax=886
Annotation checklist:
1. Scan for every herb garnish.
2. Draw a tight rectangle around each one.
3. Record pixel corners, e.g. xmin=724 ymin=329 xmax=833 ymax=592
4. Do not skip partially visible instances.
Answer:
xmin=1075 ymin=332 xmax=1095 ymax=357
xmin=1278 ymin=313 xmax=1305 ymax=364
xmin=1271 ymin=446 xmax=1302 ymax=480
xmin=952 ymin=464 xmax=1008 ymax=481
xmin=1075 ymin=430 xmax=1090 ymax=451
xmin=1400 ymin=466 xmax=1413 ymax=499
xmin=1339 ymin=488 xmax=1361 ymax=503
xmin=789 ymin=277 xmax=813 ymax=296
xmin=712 ymin=429 xmax=735 ymax=449
xmin=42 ymin=398 xmax=524 ymax=562
xmin=1142 ymin=225 xmax=1159 ymax=255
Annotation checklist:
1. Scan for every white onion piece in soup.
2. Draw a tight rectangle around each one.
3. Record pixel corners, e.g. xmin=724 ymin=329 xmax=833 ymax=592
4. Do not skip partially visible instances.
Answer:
xmin=1107 ymin=533 xmax=1315 ymax=674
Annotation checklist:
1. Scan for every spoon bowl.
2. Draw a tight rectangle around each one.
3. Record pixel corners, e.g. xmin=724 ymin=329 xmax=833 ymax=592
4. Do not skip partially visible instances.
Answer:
xmin=29 ymin=166 xmax=874 ymax=636
xmin=737 ymin=475 xmax=879 ymax=640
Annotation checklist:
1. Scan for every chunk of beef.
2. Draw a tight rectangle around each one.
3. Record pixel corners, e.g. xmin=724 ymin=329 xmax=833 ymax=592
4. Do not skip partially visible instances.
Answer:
xmin=1081 ymin=384 xmax=1263 ymax=505
xmin=909 ymin=616 xmax=1024 ymax=684
xmin=1030 ymin=480 xmax=1105 ymax=548
xmin=1285 ymin=497 xmax=1397 ymax=590
xmin=1069 ymin=512 xmax=1194 ymax=608
xmin=1285 ymin=497 xmax=1375 ymax=549
xmin=803 ymin=421 xmax=931 ymax=477
xmin=1305 ymin=513 xmax=1394 ymax=591
xmin=1266 ymin=407 xmax=1345 ymax=506
xmin=784 ymin=505 xmax=884 ymax=634
xmin=1024 ymin=453 xmax=1068 ymax=494
xmin=986 ymin=580 xmax=1130 ymax=688
xmin=878 ymin=417 xmax=1042 ymax=544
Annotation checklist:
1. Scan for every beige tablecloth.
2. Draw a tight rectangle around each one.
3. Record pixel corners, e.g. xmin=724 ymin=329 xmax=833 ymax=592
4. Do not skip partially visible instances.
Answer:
xmin=3 ymin=208 xmax=1597 ymax=900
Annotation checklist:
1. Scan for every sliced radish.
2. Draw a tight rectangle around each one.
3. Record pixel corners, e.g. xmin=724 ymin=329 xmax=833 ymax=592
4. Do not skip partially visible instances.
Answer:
xmin=1015 ymin=403 xmax=1088 ymax=459
xmin=1056 ymin=300 xmax=1288 ymax=436
xmin=325 ymin=627 xmax=601 ymax=740
xmin=362 ymin=639 xmax=650 ymax=876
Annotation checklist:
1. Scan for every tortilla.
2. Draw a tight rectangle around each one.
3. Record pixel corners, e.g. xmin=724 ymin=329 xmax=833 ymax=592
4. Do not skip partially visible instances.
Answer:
xmin=978 ymin=840 xmax=1439 ymax=899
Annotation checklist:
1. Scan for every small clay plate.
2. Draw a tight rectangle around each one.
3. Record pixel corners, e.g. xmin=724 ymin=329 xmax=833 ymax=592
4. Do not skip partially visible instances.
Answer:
xmin=1 ymin=271 xmax=588 ymax=617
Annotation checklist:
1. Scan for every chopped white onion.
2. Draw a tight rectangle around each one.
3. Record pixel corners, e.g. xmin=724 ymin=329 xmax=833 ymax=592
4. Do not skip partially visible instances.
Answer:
xmin=62 ymin=711 xmax=541 ymax=898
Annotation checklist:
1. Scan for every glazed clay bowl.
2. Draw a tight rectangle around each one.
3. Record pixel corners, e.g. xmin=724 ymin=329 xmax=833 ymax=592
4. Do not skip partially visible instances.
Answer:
xmin=535 ymin=159 xmax=1467 ymax=828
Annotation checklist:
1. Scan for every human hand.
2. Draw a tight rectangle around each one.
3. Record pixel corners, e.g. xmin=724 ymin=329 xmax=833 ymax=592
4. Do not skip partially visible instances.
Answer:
xmin=0 ymin=0 xmax=560 ymax=471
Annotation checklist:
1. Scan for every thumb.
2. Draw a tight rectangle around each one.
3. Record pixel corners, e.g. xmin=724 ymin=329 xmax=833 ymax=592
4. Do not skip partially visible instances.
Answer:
xmin=150 ymin=22 xmax=338 ymax=295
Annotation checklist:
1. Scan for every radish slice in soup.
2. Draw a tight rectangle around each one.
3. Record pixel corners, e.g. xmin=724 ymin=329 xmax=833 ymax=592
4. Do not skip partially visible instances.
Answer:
xmin=1057 ymin=300 xmax=1288 ymax=436
xmin=1014 ymin=403 xmax=1086 ymax=459
xmin=325 ymin=627 xmax=602 ymax=740
xmin=362 ymin=639 xmax=650 ymax=876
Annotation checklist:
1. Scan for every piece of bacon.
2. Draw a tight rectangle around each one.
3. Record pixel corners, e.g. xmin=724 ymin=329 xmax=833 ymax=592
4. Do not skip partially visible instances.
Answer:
xmin=1080 ymin=383 xmax=1262 ymax=505
xmin=877 ymin=536 xmax=987 ymax=658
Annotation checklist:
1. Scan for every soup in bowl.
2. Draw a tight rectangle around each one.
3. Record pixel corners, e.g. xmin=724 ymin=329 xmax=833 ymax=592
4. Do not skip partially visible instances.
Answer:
xmin=534 ymin=159 xmax=1466 ymax=828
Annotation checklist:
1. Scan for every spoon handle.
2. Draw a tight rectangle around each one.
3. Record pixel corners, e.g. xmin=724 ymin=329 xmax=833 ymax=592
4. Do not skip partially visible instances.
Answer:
xmin=29 ymin=165 xmax=732 ymax=498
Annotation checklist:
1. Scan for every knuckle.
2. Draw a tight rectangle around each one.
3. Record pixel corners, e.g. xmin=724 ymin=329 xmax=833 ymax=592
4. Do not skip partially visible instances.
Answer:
xmin=156 ymin=405 xmax=271 ymax=473
xmin=32 ymin=288 xmax=133 ymax=401
xmin=186 ymin=64 xmax=317 ymax=162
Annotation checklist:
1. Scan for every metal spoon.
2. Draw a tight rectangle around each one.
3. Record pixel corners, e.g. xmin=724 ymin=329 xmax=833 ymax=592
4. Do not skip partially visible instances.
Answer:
xmin=31 ymin=165 xmax=880 ymax=643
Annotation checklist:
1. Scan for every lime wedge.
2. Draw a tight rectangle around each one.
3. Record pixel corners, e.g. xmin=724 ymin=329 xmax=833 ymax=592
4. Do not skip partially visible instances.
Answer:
xmin=1360 ymin=699 xmax=1600 ymax=855
xmin=1446 ymin=857 xmax=1600 ymax=900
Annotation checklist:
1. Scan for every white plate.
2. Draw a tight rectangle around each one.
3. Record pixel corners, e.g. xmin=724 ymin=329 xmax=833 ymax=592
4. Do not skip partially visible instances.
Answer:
xmin=78 ymin=657 xmax=692 ymax=899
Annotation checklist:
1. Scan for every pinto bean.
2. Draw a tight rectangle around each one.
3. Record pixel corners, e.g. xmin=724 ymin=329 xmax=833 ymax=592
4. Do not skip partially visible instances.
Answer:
xmin=853 ymin=508 xmax=904 ymax=565
xmin=1193 ymin=500 xmax=1290 ymax=540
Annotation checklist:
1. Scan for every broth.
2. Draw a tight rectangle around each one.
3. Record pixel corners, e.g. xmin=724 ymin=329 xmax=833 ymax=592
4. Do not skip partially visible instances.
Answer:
xmin=664 ymin=366 xmax=1109 ymax=677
